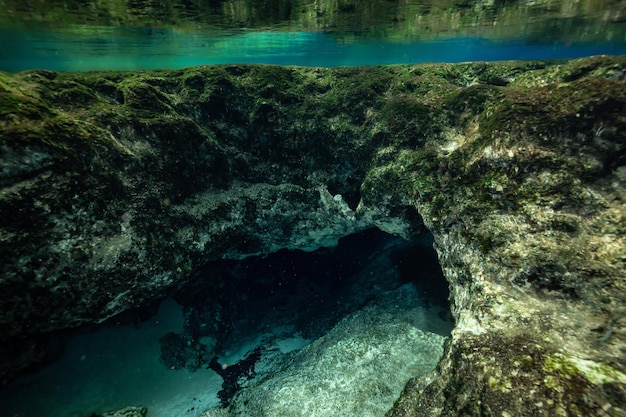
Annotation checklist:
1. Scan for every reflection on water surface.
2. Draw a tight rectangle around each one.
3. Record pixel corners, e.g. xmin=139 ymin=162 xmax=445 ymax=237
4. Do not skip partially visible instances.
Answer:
xmin=1 ymin=1 xmax=625 ymax=71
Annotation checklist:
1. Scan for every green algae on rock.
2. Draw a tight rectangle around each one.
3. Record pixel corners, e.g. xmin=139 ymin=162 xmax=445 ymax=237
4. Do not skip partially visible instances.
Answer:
xmin=1 ymin=56 xmax=625 ymax=416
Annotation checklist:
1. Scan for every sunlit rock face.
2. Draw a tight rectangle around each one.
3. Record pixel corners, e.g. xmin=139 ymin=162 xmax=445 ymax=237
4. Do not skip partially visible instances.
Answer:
xmin=1 ymin=56 xmax=625 ymax=416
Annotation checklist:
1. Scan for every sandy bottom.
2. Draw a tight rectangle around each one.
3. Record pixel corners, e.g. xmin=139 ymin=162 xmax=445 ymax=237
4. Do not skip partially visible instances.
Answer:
xmin=0 ymin=299 xmax=222 ymax=417
xmin=0 ymin=298 xmax=318 ymax=417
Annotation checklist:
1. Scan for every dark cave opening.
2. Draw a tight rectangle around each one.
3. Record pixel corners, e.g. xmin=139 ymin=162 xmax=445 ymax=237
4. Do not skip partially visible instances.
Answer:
xmin=327 ymin=176 xmax=362 ymax=210
xmin=0 ymin=227 xmax=453 ymax=417
xmin=172 ymin=227 xmax=451 ymax=353
xmin=165 ymin=228 xmax=453 ymax=406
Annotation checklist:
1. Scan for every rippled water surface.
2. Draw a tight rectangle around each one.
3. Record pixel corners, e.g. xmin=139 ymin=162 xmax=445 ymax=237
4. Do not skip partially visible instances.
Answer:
xmin=1 ymin=0 xmax=625 ymax=70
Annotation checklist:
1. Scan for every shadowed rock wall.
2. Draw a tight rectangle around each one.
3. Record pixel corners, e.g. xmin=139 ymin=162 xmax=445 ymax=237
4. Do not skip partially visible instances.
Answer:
xmin=1 ymin=56 xmax=625 ymax=415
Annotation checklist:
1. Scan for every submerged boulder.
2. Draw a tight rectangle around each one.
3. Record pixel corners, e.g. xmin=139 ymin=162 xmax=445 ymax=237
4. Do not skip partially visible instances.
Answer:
xmin=0 ymin=56 xmax=625 ymax=415
xmin=97 ymin=406 xmax=148 ymax=417
xmin=202 ymin=284 xmax=446 ymax=417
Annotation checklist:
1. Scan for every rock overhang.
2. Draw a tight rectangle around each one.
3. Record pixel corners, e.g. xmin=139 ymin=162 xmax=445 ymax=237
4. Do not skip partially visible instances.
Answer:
xmin=0 ymin=56 xmax=625 ymax=415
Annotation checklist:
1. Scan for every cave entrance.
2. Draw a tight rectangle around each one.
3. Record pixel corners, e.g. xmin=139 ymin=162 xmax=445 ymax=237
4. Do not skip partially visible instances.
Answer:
xmin=168 ymin=227 xmax=453 ymax=410
xmin=0 ymin=228 xmax=453 ymax=417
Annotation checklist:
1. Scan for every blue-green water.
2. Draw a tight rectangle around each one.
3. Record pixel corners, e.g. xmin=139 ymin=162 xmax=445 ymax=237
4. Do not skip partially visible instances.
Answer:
xmin=2 ymin=0 xmax=626 ymax=71
xmin=2 ymin=27 xmax=626 ymax=72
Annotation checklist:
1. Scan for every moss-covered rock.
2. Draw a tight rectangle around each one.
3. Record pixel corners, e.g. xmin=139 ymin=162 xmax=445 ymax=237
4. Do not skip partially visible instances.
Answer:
xmin=390 ymin=334 xmax=626 ymax=417
xmin=1 ymin=56 xmax=625 ymax=416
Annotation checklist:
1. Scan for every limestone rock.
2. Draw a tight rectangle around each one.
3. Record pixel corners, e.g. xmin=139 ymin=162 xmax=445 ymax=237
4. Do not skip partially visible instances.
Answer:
xmin=1 ymin=56 xmax=625 ymax=415
xmin=99 ymin=406 xmax=147 ymax=417
xmin=203 ymin=284 xmax=447 ymax=417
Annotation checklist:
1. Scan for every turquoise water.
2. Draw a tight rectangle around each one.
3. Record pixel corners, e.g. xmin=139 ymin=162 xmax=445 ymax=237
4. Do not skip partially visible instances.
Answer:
xmin=2 ymin=27 xmax=626 ymax=72
xmin=2 ymin=0 xmax=626 ymax=71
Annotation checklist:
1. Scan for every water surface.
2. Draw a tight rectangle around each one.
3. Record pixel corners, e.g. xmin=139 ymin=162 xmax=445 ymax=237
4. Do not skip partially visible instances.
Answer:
xmin=1 ymin=0 xmax=625 ymax=71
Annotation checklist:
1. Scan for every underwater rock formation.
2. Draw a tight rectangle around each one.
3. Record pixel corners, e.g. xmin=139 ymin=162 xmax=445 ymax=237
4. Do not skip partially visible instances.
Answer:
xmin=200 ymin=283 xmax=447 ymax=417
xmin=95 ymin=406 xmax=147 ymax=417
xmin=1 ymin=56 xmax=625 ymax=415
